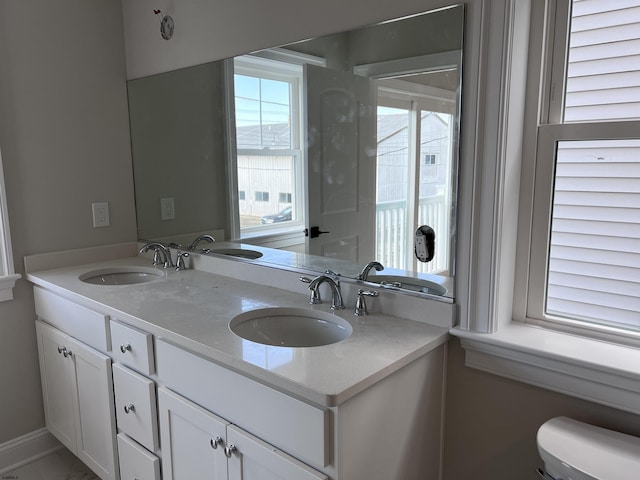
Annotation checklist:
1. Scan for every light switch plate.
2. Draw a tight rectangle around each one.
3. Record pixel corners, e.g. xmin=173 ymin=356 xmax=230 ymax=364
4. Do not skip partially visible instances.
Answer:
xmin=92 ymin=202 xmax=110 ymax=228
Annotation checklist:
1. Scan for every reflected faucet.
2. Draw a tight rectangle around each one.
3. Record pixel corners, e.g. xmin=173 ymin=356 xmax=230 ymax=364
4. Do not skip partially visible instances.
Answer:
xmin=308 ymin=275 xmax=345 ymax=310
xmin=139 ymin=242 xmax=174 ymax=268
xmin=357 ymin=261 xmax=384 ymax=281
xmin=188 ymin=234 xmax=215 ymax=252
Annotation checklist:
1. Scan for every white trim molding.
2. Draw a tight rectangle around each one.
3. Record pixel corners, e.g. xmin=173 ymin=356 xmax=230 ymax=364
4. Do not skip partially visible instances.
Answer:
xmin=0 ymin=146 xmax=20 ymax=301
xmin=452 ymin=324 xmax=640 ymax=415
xmin=0 ymin=428 xmax=62 ymax=475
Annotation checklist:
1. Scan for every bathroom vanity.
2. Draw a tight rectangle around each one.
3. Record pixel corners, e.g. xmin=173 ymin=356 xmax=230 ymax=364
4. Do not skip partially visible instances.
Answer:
xmin=27 ymin=247 xmax=451 ymax=480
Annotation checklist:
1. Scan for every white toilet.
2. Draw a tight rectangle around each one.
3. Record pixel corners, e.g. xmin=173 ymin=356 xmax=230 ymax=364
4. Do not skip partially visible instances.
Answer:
xmin=537 ymin=416 xmax=640 ymax=479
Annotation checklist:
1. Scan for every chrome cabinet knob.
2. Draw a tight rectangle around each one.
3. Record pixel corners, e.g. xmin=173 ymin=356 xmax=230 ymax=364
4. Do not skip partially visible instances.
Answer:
xmin=124 ymin=403 xmax=135 ymax=414
xmin=120 ymin=344 xmax=132 ymax=354
xmin=224 ymin=444 xmax=237 ymax=458
xmin=57 ymin=346 xmax=72 ymax=358
xmin=210 ymin=436 xmax=224 ymax=449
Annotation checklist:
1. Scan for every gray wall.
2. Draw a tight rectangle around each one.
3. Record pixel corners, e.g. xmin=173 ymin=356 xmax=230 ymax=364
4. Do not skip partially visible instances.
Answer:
xmin=444 ymin=338 xmax=640 ymax=480
xmin=0 ymin=0 xmax=136 ymax=443
xmin=128 ymin=62 xmax=228 ymax=241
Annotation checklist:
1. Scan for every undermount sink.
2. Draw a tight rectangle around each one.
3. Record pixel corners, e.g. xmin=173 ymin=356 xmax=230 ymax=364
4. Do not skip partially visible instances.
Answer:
xmin=229 ymin=307 xmax=352 ymax=347
xmin=213 ymin=248 xmax=263 ymax=259
xmin=79 ymin=266 xmax=165 ymax=285
xmin=368 ymin=275 xmax=447 ymax=296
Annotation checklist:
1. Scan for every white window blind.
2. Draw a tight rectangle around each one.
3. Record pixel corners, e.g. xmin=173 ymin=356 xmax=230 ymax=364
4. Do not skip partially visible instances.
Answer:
xmin=564 ymin=1 xmax=640 ymax=122
xmin=543 ymin=0 xmax=640 ymax=332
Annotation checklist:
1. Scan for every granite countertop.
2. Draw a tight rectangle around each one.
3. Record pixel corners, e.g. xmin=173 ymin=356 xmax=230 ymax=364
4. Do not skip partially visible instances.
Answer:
xmin=26 ymin=256 xmax=449 ymax=407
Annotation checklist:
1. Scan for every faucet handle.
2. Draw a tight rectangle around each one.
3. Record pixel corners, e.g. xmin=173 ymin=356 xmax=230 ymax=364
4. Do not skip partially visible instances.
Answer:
xmin=300 ymin=277 xmax=322 ymax=304
xmin=176 ymin=251 xmax=190 ymax=271
xmin=354 ymin=289 xmax=379 ymax=316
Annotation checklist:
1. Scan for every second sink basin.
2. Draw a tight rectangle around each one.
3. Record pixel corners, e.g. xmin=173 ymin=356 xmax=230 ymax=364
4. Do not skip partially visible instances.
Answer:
xmin=368 ymin=275 xmax=447 ymax=296
xmin=229 ymin=307 xmax=352 ymax=347
xmin=80 ymin=266 xmax=165 ymax=285
xmin=213 ymin=248 xmax=263 ymax=259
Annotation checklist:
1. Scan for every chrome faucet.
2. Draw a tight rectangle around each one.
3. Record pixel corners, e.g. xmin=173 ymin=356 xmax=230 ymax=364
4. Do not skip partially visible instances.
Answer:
xmin=188 ymin=234 xmax=215 ymax=252
xmin=308 ymin=275 xmax=345 ymax=310
xmin=139 ymin=242 xmax=174 ymax=268
xmin=357 ymin=261 xmax=384 ymax=281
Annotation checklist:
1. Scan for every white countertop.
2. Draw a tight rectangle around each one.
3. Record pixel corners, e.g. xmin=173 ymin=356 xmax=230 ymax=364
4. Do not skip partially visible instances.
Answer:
xmin=27 ymin=255 xmax=449 ymax=407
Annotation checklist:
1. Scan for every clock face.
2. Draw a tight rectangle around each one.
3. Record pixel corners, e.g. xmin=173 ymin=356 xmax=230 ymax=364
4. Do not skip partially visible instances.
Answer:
xmin=160 ymin=15 xmax=174 ymax=40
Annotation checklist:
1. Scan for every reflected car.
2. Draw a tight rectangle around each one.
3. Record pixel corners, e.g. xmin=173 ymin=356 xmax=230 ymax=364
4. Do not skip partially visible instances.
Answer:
xmin=261 ymin=206 xmax=292 ymax=224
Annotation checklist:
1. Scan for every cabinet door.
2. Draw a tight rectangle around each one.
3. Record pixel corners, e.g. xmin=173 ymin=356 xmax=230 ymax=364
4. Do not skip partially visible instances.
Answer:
xmin=70 ymin=337 xmax=119 ymax=480
xmin=35 ymin=321 xmax=78 ymax=452
xmin=227 ymin=425 xmax=327 ymax=480
xmin=158 ymin=387 xmax=229 ymax=480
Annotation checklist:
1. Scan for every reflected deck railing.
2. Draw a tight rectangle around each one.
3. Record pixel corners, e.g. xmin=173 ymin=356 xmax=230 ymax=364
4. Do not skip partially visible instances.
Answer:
xmin=375 ymin=195 xmax=449 ymax=275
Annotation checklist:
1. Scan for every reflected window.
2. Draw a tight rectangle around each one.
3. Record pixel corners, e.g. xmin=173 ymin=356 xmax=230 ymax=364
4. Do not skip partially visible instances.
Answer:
xmin=233 ymin=56 xmax=304 ymax=236
xmin=375 ymin=78 xmax=455 ymax=275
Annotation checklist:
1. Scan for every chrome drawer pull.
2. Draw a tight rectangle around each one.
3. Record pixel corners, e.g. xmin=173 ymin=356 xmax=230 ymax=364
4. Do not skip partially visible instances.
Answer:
xmin=210 ymin=436 xmax=224 ymax=449
xmin=124 ymin=403 xmax=135 ymax=414
xmin=120 ymin=344 xmax=132 ymax=354
xmin=224 ymin=444 xmax=237 ymax=458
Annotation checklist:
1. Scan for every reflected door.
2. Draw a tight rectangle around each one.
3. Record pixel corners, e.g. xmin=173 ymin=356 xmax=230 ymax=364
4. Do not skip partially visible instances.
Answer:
xmin=304 ymin=64 xmax=377 ymax=262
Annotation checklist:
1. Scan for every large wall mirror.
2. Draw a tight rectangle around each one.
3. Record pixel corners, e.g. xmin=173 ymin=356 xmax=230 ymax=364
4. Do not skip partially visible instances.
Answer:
xmin=128 ymin=5 xmax=463 ymax=301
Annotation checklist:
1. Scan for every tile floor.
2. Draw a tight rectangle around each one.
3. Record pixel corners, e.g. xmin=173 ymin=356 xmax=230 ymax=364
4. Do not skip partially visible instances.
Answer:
xmin=2 ymin=448 xmax=98 ymax=480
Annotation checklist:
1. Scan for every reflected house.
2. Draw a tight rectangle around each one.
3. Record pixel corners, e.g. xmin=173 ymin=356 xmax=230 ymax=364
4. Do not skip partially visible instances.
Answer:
xmin=236 ymin=123 xmax=296 ymax=226
xmin=376 ymin=110 xmax=453 ymax=275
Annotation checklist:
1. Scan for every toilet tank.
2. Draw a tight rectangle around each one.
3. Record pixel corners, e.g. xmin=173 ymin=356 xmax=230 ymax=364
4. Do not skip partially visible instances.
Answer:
xmin=537 ymin=416 xmax=640 ymax=480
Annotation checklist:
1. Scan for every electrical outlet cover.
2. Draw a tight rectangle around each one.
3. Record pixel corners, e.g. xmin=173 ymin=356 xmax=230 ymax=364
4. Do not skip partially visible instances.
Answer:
xmin=92 ymin=202 xmax=110 ymax=228
xmin=160 ymin=197 xmax=175 ymax=221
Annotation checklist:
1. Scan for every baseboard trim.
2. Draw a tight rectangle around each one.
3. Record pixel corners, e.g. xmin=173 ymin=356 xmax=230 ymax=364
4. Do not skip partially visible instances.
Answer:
xmin=0 ymin=428 xmax=62 ymax=475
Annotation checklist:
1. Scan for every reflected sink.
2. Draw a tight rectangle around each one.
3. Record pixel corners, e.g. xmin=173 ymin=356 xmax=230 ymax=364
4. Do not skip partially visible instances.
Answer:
xmin=229 ymin=307 xmax=352 ymax=347
xmin=213 ymin=248 xmax=263 ymax=259
xmin=79 ymin=266 xmax=165 ymax=285
xmin=368 ymin=275 xmax=447 ymax=296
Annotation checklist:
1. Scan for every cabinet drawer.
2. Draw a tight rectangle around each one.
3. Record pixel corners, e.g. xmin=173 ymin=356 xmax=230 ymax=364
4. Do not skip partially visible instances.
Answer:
xmin=113 ymin=364 xmax=159 ymax=452
xmin=34 ymin=287 xmax=109 ymax=352
xmin=110 ymin=320 xmax=154 ymax=375
xmin=117 ymin=434 xmax=160 ymax=480
xmin=156 ymin=339 xmax=329 ymax=467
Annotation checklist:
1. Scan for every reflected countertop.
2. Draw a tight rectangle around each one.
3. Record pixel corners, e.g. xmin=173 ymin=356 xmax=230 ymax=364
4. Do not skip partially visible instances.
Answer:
xmin=26 ymin=255 xmax=449 ymax=407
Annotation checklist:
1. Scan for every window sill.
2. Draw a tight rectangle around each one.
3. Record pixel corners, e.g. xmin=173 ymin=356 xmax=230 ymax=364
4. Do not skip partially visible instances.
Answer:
xmin=238 ymin=227 xmax=305 ymax=249
xmin=0 ymin=274 xmax=21 ymax=302
xmin=450 ymin=323 xmax=640 ymax=415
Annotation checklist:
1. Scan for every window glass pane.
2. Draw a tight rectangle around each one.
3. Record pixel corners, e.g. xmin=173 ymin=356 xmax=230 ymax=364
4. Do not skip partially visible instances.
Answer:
xmin=546 ymin=139 xmax=640 ymax=330
xmin=237 ymin=155 xmax=296 ymax=228
xmin=234 ymin=74 xmax=292 ymax=149
xmin=376 ymin=105 xmax=410 ymax=269
xmin=418 ymin=110 xmax=453 ymax=275
xmin=564 ymin=1 xmax=640 ymax=122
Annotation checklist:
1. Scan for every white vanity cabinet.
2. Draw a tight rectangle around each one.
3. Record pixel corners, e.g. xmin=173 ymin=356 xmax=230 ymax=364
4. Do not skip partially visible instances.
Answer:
xmin=35 ymin=320 xmax=119 ymax=480
xmin=156 ymin=338 xmax=446 ymax=480
xmin=29 ymin=267 xmax=448 ymax=480
xmin=158 ymin=387 xmax=328 ymax=480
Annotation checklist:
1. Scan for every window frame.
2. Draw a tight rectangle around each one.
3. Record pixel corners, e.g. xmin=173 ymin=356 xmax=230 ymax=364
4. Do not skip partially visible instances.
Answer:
xmin=227 ymin=54 xmax=306 ymax=241
xmin=513 ymin=0 xmax=640 ymax=346
xmin=0 ymin=146 xmax=20 ymax=301
xmin=451 ymin=0 xmax=640 ymax=416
